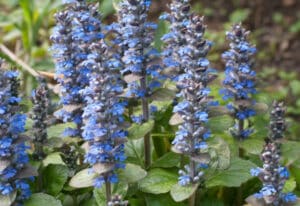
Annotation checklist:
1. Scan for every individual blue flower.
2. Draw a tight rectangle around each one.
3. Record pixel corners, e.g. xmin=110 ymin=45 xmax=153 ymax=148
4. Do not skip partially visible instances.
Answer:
xmin=281 ymin=193 xmax=298 ymax=203
xmin=220 ymin=24 xmax=257 ymax=140
xmin=250 ymin=168 xmax=261 ymax=177
xmin=0 ymin=60 xmax=32 ymax=203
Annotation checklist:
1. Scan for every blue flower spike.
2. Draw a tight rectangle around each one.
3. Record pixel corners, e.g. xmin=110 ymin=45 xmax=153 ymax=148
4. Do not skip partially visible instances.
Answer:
xmin=221 ymin=24 xmax=257 ymax=141
xmin=116 ymin=0 xmax=162 ymax=168
xmin=51 ymin=0 xmax=104 ymax=138
xmin=80 ymin=19 xmax=127 ymax=189
xmin=0 ymin=59 xmax=34 ymax=203
xmin=160 ymin=0 xmax=192 ymax=79
xmin=250 ymin=102 xmax=298 ymax=205
xmin=31 ymin=78 xmax=49 ymax=160
xmin=169 ymin=13 xmax=216 ymax=186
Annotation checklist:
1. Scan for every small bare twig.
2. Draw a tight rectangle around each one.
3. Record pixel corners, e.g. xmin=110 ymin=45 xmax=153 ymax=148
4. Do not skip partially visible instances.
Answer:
xmin=0 ymin=44 xmax=40 ymax=77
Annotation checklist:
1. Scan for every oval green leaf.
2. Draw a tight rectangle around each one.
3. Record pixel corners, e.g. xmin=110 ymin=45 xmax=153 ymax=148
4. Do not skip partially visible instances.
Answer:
xmin=128 ymin=120 xmax=154 ymax=140
xmin=138 ymin=169 xmax=177 ymax=194
xmin=119 ymin=163 xmax=147 ymax=183
xmin=69 ymin=168 xmax=97 ymax=188
xmin=42 ymin=164 xmax=69 ymax=196
xmin=24 ymin=193 xmax=62 ymax=206
xmin=170 ymin=183 xmax=198 ymax=202
xmin=206 ymin=158 xmax=256 ymax=188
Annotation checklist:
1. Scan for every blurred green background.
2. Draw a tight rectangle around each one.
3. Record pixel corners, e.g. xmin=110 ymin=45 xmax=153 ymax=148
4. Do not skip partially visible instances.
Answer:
xmin=0 ymin=0 xmax=299 ymax=138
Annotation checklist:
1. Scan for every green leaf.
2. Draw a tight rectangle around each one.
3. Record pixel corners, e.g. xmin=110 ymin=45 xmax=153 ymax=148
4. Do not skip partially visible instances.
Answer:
xmin=69 ymin=169 xmax=97 ymax=188
xmin=282 ymin=141 xmax=300 ymax=167
xmin=201 ymin=199 xmax=225 ymax=206
xmin=290 ymin=20 xmax=300 ymax=33
xmin=100 ymin=0 xmax=115 ymax=18
xmin=24 ymin=193 xmax=62 ymax=206
xmin=169 ymin=113 xmax=183 ymax=126
xmin=43 ymin=152 xmax=65 ymax=167
xmin=170 ymin=183 xmax=198 ymax=202
xmin=282 ymin=178 xmax=296 ymax=193
xmin=94 ymin=182 xmax=128 ymax=206
xmin=119 ymin=163 xmax=147 ymax=183
xmin=208 ymin=115 xmax=234 ymax=134
xmin=151 ymin=88 xmax=176 ymax=101
xmin=209 ymin=137 xmax=231 ymax=170
xmin=240 ymin=138 xmax=264 ymax=155
xmin=152 ymin=152 xmax=181 ymax=168
xmin=154 ymin=20 xmax=170 ymax=51
xmin=0 ymin=192 xmax=16 ymax=206
xmin=81 ymin=198 xmax=97 ymax=206
xmin=229 ymin=9 xmax=250 ymax=23
xmin=47 ymin=123 xmax=76 ymax=138
xmin=290 ymin=80 xmax=300 ymax=96
xmin=125 ymin=139 xmax=144 ymax=166
xmin=206 ymin=158 xmax=256 ymax=188
xmin=128 ymin=120 xmax=154 ymax=140
xmin=145 ymin=194 xmax=185 ymax=206
xmin=138 ymin=169 xmax=177 ymax=194
xmin=252 ymin=114 xmax=269 ymax=138
xmin=42 ymin=164 xmax=69 ymax=196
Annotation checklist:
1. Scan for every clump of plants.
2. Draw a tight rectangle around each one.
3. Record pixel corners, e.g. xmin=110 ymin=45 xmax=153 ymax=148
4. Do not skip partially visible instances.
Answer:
xmin=0 ymin=0 xmax=299 ymax=206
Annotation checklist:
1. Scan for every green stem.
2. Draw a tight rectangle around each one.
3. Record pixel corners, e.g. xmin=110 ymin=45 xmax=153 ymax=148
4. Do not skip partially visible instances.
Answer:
xmin=189 ymin=189 xmax=196 ymax=206
xmin=236 ymin=118 xmax=245 ymax=205
xmin=153 ymin=137 xmax=168 ymax=157
xmin=37 ymin=165 xmax=43 ymax=192
xmin=180 ymin=155 xmax=185 ymax=168
xmin=140 ymin=76 xmax=151 ymax=169
xmin=105 ymin=181 xmax=112 ymax=205
xmin=72 ymin=195 xmax=78 ymax=206
xmin=189 ymin=157 xmax=196 ymax=206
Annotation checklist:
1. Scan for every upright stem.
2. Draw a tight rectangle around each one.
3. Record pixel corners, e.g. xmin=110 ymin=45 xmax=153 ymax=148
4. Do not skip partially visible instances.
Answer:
xmin=189 ymin=191 xmax=196 ymax=206
xmin=72 ymin=195 xmax=78 ymax=206
xmin=236 ymin=117 xmax=244 ymax=205
xmin=238 ymin=119 xmax=244 ymax=142
xmin=78 ymin=121 xmax=84 ymax=165
xmin=189 ymin=120 xmax=196 ymax=206
xmin=105 ymin=181 xmax=112 ymax=204
xmin=140 ymin=76 xmax=151 ymax=169
xmin=189 ymin=159 xmax=196 ymax=206
xmin=238 ymin=119 xmax=244 ymax=157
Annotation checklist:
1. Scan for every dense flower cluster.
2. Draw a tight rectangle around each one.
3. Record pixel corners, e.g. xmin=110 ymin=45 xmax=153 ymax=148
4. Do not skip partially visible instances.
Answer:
xmin=117 ymin=0 xmax=162 ymax=101
xmin=220 ymin=24 xmax=257 ymax=140
xmin=81 ymin=38 xmax=127 ymax=188
xmin=0 ymin=60 xmax=31 ymax=202
xmin=160 ymin=0 xmax=191 ymax=78
xmin=31 ymin=79 xmax=49 ymax=160
xmin=250 ymin=102 xmax=297 ymax=205
xmin=51 ymin=0 xmax=103 ymax=137
xmin=116 ymin=0 xmax=162 ymax=168
xmin=171 ymin=14 xmax=216 ymax=186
